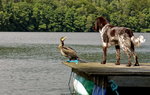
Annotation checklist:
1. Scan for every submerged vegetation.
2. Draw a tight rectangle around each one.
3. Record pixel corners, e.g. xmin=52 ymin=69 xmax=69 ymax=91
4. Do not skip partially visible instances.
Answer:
xmin=0 ymin=0 xmax=150 ymax=32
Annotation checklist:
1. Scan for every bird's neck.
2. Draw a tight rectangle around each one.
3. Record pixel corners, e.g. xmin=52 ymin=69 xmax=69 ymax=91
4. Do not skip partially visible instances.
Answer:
xmin=59 ymin=41 xmax=64 ymax=47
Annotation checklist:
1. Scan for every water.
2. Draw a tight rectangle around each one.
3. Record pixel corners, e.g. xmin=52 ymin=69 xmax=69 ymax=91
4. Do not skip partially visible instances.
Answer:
xmin=0 ymin=32 xmax=149 ymax=95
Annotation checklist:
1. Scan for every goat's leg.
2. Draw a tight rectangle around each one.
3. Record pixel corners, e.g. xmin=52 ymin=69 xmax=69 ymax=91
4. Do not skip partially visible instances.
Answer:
xmin=101 ymin=46 xmax=107 ymax=64
xmin=132 ymin=52 xmax=139 ymax=66
xmin=123 ymin=48 xmax=132 ymax=66
xmin=126 ymin=52 xmax=132 ymax=66
xmin=130 ymin=42 xmax=139 ymax=66
xmin=115 ymin=45 xmax=120 ymax=65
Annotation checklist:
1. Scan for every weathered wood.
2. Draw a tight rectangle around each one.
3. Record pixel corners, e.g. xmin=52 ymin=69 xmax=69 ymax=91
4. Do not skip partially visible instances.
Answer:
xmin=72 ymin=68 xmax=108 ymax=87
xmin=62 ymin=62 xmax=150 ymax=87
xmin=109 ymin=76 xmax=150 ymax=87
xmin=62 ymin=62 xmax=150 ymax=76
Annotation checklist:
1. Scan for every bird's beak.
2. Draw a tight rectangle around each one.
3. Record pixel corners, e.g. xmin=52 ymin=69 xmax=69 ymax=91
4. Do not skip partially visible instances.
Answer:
xmin=62 ymin=36 xmax=67 ymax=41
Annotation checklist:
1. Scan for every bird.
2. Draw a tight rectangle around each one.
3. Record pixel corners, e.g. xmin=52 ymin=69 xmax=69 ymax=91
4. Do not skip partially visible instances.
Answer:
xmin=58 ymin=36 xmax=79 ymax=61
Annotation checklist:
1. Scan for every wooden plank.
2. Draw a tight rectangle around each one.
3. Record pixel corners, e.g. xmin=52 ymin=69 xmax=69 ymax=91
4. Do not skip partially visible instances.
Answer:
xmin=109 ymin=76 xmax=150 ymax=87
xmin=62 ymin=62 xmax=150 ymax=76
xmin=62 ymin=62 xmax=150 ymax=87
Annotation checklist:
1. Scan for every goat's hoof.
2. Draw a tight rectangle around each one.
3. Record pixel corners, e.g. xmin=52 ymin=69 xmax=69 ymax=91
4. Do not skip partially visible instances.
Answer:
xmin=101 ymin=61 xmax=106 ymax=64
xmin=126 ymin=63 xmax=132 ymax=67
xmin=134 ymin=63 xmax=140 ymax=66
xmin=115 ymin=62 xmax=120 ymax=65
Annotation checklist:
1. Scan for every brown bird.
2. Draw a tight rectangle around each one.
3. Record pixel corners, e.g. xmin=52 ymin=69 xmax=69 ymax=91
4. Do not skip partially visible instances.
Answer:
xmin=58 ymin=36 xmax=79 ymax=61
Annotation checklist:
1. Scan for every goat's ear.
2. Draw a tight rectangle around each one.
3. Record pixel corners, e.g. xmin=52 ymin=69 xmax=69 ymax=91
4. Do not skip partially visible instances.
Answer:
xmin=93 ymin=20 xmax=99 ymax=31
xmin=95 ymin=21 xmax=98 ymax=31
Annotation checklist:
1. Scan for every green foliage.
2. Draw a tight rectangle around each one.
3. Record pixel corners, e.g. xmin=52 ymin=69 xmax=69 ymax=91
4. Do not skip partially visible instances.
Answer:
xmin=0 ymin=0 xmax=150 ymax=32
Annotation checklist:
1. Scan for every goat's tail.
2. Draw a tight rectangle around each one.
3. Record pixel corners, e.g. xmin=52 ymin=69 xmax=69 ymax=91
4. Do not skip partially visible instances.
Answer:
xmin=131 ymin=35 xmax=146 ymax=47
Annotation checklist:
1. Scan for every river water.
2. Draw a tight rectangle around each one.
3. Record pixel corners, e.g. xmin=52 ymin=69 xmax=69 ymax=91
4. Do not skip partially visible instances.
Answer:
xmin=0 ymin=32 xmax=149 ymax=95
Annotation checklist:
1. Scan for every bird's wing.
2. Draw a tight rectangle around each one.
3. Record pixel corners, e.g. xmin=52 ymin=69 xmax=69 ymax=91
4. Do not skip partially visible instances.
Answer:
xmin=62 ymin=46 xmax=78 ymax=57
xmin=67 ymin=46 xmax=77 ymax=53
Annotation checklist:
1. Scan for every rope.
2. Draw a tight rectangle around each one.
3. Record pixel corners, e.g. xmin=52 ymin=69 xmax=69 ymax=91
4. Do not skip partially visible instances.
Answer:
xmin=102 ymin=77 xmax=105 ymax=95
xmin=109 ymin=80 xmax=119 ymax=95
xmin=68 ymin=69 xmax=75 ymax=94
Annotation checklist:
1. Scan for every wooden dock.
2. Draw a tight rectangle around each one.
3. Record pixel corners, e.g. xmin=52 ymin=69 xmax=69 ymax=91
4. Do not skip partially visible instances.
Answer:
xmin=62 ymin=62 xmax=150 ymax=87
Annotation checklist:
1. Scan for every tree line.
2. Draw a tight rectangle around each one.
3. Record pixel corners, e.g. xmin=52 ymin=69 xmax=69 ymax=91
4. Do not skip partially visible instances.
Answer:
xmin=0 ymin=0 xmax=150 ymax=32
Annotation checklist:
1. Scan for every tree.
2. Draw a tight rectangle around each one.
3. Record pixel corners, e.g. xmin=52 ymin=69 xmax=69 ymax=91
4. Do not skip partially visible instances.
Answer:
xmin=0 ymin=0 xmax=3 ymax=11
xmin=0 ymin=0 xmax=149 ymax=32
